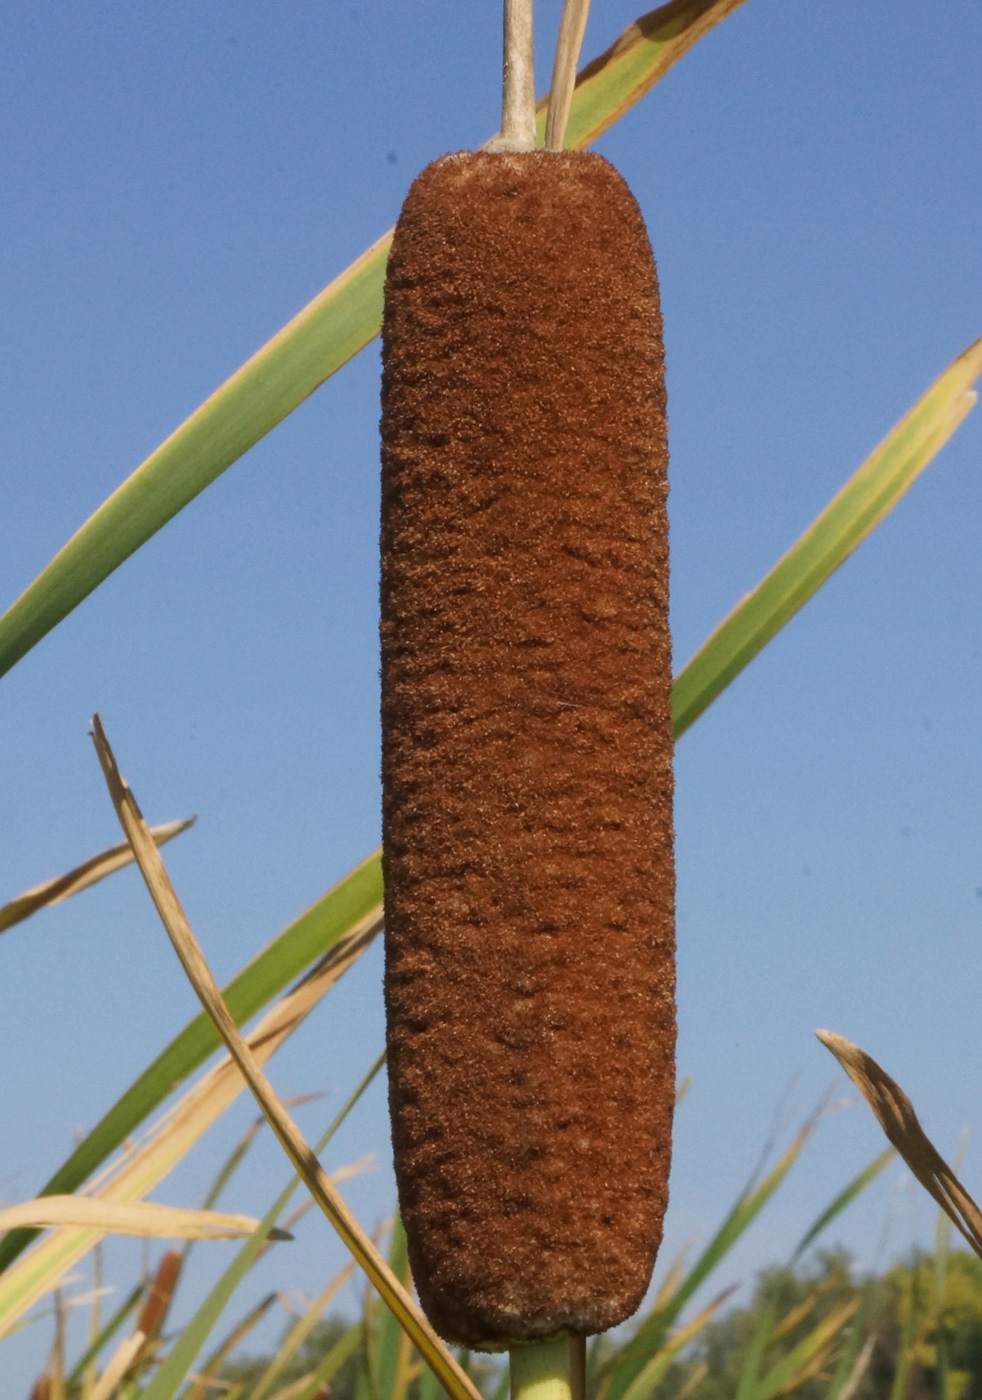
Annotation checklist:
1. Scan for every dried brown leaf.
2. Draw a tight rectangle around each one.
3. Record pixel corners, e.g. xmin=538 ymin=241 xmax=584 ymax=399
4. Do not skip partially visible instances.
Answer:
xmin=0 ymin=818 xmax=195 ymax=935
xmin=184 ymin=1291 xmax=280 ymax=1400
xmin=0 ymin=893 xmax=379 ymax=1335
xmin=0 ymin=1197 xmax=290 ymax=1241
xmin=545 ymin=0 xmax=592 ymax=150
xmin=816 ymin=1030 xmax=982 ymax=1256
xmin=88 ymin=1330 xmax=146 ymax=1400
xmin=90 ymin=715 xmax=483 ymax=1400
xmin=248 ymin=1263 xmax=356 ymax=1400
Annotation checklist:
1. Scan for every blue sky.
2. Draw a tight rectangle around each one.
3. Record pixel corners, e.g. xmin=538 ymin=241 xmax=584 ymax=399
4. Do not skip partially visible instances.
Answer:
xmin=2 ymin=0 xmax=981 ymax=1389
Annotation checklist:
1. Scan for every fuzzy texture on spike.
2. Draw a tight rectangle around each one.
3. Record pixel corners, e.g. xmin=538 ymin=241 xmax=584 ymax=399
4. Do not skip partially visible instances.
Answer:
xmin=380 ymin=150 xmax=674 ymax=1347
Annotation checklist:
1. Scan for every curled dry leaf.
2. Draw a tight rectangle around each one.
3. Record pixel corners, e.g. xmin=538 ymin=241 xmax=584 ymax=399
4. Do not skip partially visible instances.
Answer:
xmin=0 ymin=817 xmax=195 ymax=935
xmin=816 ymin=1029 xmax=982 ymax=1256
xmin=0 ymin=1196 xmax=291 ymax=1242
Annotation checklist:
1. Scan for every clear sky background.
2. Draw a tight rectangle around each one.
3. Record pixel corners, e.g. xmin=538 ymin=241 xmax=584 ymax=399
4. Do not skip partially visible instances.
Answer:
xmin=2 ymin=0 xmax=981 ymax=1390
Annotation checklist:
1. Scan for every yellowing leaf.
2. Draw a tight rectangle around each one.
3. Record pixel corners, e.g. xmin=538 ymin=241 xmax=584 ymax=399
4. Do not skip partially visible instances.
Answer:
xmin=0 ymin=1198 xmax=288 ymax=1242
xmin=0 ymin=819 xmax=195 ymax=936
xmin=0 ymin=0 xmax=746 ymax=684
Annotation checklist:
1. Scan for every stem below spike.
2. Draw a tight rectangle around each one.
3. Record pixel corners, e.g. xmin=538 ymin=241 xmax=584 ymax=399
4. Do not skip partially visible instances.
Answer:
xmin=510 ymin=1339 xmax=573 ymax=1400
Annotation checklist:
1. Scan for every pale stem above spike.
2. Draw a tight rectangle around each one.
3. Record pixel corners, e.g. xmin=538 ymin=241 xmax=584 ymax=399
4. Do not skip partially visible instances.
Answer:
xmin=545 ymin=0 xmax=591 ymax=150
xmin=500 ymin=0 xmax=536 ymax=150
xmin=510 ymin=1339 xmax=573 ymax=1400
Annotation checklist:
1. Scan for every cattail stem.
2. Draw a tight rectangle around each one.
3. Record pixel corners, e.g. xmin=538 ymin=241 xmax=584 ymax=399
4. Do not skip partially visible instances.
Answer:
xmin=499 ymin=0 xmax=536 ymax=151
xmin=544 ymin=0 xmax=591 ymax=151
xmin=509 ymin=1339 xmax=573 ymax=1400
xmin=569 ymin=1336 xmax=586 ymax=1400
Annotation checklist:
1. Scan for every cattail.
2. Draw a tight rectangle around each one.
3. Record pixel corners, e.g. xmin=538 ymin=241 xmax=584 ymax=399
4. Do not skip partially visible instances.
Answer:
xmin=379 ymin=2 xmax=674 ymax=1354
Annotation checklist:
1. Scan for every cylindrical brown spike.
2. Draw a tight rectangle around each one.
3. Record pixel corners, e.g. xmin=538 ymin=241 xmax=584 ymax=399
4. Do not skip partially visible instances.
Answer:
xmin=380 ymin=150 xmax=675 ymax=1348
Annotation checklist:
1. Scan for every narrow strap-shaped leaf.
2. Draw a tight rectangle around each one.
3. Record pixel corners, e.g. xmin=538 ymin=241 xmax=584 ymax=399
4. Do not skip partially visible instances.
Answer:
xmin=0 ymin=850 xmax=382 ymax=1277
xmin=374 ymin=1215 xmax=410 ymax=1400
xmin=549 ymin=0 xmax=746 ymax=149
xmin=599 ymin=1121 xmax=816 ymax=1400
xmin=673 ymin=337 xmax=982 ymax=738
xmin=889 ymin=1267 xmax=922 ymax=1400
xmin=89 ymin=716 xmax=482 ymax=1400
xmin=817 ymin=1030 xmax=982 ymax=1259
xmin=139 ymin=1180 xmax=296 ymax=1400
xmin=0 ymin=1198 xmax=289 ymax=1241
xmin=821 ymin=1301 xmax=872 ymax=1400
xmin=244 ymin=1262 xmax=356 ymax=1400
xmin=62 ymin=1283 xmax=143 ymax=1389
xmin=617 ymin=1286 xmax=738 ymax=1400
xmin=137 ymin=1056 xmax=381 ymax=1400
xmin=180 ymin=1291 xmax=279 ymax=1400
xmin=0 ymin=0 xmax=744 ymax=684
xmin=734 ymin=1302 xmax=778 ymax=1400
xmin=754 ymin=1299 xmax=860 ymax=1400
xmin=0 ymin=226 xmax=388 ymax=685
xmin=767 ymin=1278 xmax=835 ymax=1346
xmin=831 ymin=1334 xmax=876 ymax=1400
xmin=290 ymin=1324 xmax=364 ymax=1400
xmin=0 ymin=818 xmax=194 ymax=936
xmin=0 ymin=980 xmax=383 ymax=1338
xmin=790 ymin=1148 xmax=894 ymax=1262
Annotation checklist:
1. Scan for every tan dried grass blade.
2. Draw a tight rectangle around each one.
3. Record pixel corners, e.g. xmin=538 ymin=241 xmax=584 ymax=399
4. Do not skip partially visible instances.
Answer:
xmin=816 ymin=1030 xmax=982 ymax=1256
xmin=840 ymin=1336 xmax=876 ymax=1400
xmin=545 ymin=0 xmax=592 ymax=150
xmin=89 ymin=716 xmax=483 ymax=1400
xmin=88 ymin=1330 xmax=146 ymax=1400
xmin=764 ymin=1297 xmax=861 ymax=1399
xmin=618 ymin=1286 xmax=739 ymax=1400
xmin=0 ymin=1198 xmax=289 ymax=1242
xmin=0 ymin=902 xmax=380 ymax=1337
xmin=651 ymin=1245 xmax=690 ymax=1311
xmin=769 ymin=1275 xmax=837 ymax=1343
xmin=269 ymin=1380 xmax=325 ymax=1400
xmin=103 ymin=1248 xmax=182 ymax=1385
xmin=0 ymin=818 xmax=195 ymax=935
xmin=246 ymin=1263 xmax=356 ymax=1400
xmin=45 ymin=1290 xmax=66 ymax=1400
xmin=548 ymin=0 xmax=746 ymax=149
xmin=184 ymin=1291 xmax=280 ymax=1400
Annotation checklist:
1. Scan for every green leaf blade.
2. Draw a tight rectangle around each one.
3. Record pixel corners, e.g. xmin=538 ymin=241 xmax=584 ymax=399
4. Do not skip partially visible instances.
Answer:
xmin=373 ymin=1215 xmax=410 ymax=1400
xmin=557 ymin=0 xmax=747 ymax=151
xmin=600 ymin=1124 xmax=814 ymax=1400
xmin=791 ymin=1148 xmax=895 ymax=1263
xmin=0 ymin=850 xmax=383 ymax=1277
xmin=0 ymin=233 xmax=389 ymax=684
xmin=0 ymin=0 xmax=746 ymax=684
xmin=672 ymin=339 xmax=982 ymax=740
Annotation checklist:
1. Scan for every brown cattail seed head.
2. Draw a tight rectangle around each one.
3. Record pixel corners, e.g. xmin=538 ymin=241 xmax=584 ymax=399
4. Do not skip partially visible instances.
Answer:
xmin=380 ymin=150 xmax=675 ymax=1347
